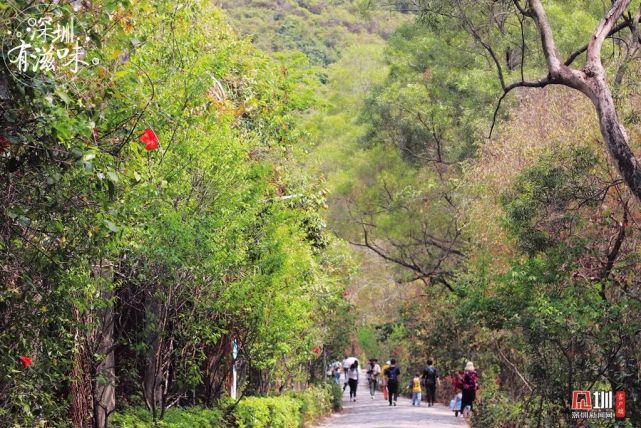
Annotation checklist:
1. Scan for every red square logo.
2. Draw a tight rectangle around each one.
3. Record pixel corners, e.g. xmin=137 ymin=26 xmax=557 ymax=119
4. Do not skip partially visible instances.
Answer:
xmin=572 ymin=390 xmax=592 ymax=410
xmin=615 ymin=390 xmax=626 ymax=419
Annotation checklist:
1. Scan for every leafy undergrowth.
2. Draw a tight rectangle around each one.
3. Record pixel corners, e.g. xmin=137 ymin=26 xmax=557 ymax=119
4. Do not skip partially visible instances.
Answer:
xmin=111 ymin=383 xmax=341 ymax=428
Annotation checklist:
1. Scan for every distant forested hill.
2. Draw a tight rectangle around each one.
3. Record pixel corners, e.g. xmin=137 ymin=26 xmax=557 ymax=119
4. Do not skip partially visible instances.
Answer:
xmin=213 ymin=0 xmax=405 ymax=65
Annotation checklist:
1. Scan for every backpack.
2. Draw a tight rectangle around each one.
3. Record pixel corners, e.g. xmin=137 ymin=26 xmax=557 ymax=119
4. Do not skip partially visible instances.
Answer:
xmin=463 ymin=371 xmax=478 ymax=391
xmin=424 ymin=366 xmax=437 ymax=384
xmin=386 ymin=366 xmax=400 ymax=382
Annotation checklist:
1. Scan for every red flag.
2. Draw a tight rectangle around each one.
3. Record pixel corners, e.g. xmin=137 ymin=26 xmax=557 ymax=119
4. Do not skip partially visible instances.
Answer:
xmin=19 ymin=356 xmax=32 ymax=368
xmin=0 ymin=136 xmax=9 ymax=152
xmin=139 ymin=128 xmax=159 ymax=150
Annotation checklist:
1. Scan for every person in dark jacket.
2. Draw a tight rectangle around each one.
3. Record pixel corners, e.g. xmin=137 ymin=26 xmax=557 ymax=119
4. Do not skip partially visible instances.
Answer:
xmin=383 ymin=359 xmax=401 ymax=406
xmin=461 ymin=361 xmax=479 ymax=416
xmin=422 ymin=359 xmax=438 ymax=406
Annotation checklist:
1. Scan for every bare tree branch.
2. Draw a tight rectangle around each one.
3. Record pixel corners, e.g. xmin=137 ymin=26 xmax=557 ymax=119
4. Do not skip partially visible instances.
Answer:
xmin=587 ymin=0 xmax=632 ymax=72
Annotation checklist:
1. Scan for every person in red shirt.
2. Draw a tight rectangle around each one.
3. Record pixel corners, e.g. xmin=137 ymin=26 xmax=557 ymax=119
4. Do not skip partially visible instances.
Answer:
xmin=452 ymin=370 xmax=464 ymax=391
xmin=460 ymin=361 xmax=479 ymax=417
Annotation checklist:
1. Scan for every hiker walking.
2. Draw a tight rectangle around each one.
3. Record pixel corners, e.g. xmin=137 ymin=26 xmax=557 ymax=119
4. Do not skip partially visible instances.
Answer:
xmin=449 ymin=370 xmax=465 ymax=417
xmin=422 ymin=359 xmax=438 ymax=406
xmin=366 ymin=358 xmax=381 ymax=399
xmin=381 ymin=360 xmax=390 ymax=401
xmin=331 ymin=363 xmax=341 ymax=384
xmin=460 ymin=361 xmax=479 ymax=416
xmin=411 ymin=372 xmax=422 ymax=406
xmin=383 ymin=358 xmax=401 ymax=406
xmin=348 ymin=360 xmax=360 ymax=402
xmin=342 ymin=356 xmax=357 ymax=391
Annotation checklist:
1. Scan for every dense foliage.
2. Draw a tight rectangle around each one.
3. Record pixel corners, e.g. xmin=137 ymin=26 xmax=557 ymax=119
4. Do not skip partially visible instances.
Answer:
xmin=110 ymin=383 xmax=340 ymax=428
xmin=0 ymin=1 xmax=352 ymax=427
xmin=310 ymin=1 xmax=641 ymax=427
xmin=215 ymin=0 xmax=404 ymax=67
xmin=3 ymin=0 xmax=641 ymax=427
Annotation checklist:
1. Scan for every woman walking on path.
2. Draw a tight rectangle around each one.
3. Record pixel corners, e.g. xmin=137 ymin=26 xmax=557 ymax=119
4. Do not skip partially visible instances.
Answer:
xmin=384 ymin=359 xmax=401 ymax=406
xmin=461 ymin=361 xmax=479 ymax=416
xmin=342 ymin=356 xmax=357 ymax=391
xmin=348 ymin=361 xmax=359 ymax=402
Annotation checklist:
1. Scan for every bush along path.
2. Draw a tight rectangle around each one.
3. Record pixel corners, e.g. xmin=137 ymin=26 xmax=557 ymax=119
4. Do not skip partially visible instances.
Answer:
xmin=109 ymin=383 xmax=342 ymax=427
xmin=316 ymin=371 xmax=468 ymax=428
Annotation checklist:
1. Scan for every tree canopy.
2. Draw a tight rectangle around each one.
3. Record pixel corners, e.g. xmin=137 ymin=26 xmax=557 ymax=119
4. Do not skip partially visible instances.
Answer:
xmin=1 ymin=0 xmax=641 ymax=427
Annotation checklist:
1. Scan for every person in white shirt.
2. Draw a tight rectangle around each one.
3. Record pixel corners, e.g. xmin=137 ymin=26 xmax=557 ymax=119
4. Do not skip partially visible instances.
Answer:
xmin=366 ymin=358 xmax=381 ymax=399
xmin=342 ymin=356 xmax=357 ymax=391
xmin=347 ymin=361 xmax=360 ymax=402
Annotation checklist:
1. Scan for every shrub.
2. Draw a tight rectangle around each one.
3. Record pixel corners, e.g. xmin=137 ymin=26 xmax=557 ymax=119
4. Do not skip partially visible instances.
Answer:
xmin=235 ymin=383 xmax=336 ymax=427
xmin=325 ymin=382 xmax=343 ymax=412
xmin=294 ymin=384 xmax=334 ymax=424
xmin=110 ymin=406 xmax=223 ymax=428
xmin=110 ymin=384 xmax=336 ymax=428
xmin=234 ymin=396 xmax=301 ymax=428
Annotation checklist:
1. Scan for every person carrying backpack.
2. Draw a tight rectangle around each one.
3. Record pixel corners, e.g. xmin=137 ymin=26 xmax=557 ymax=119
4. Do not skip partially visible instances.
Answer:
xmin=422 ymin=359 xmax=438 ymax=407
xmin=383 ymin=359 xmax=401 ymax=406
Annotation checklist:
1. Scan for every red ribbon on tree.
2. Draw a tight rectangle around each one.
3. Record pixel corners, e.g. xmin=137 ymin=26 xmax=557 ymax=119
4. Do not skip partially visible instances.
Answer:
xmin=139 ymin=128 xmax=159 ymax=151
xmin=0 ymin=136 xmax=9 ymax=153
xmin=19 ymin=356 xmax=32 ymax=368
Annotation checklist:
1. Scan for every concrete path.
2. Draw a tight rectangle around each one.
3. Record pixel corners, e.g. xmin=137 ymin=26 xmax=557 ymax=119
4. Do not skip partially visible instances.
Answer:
xmin=317 ymin=371 xmax=468 ymax=428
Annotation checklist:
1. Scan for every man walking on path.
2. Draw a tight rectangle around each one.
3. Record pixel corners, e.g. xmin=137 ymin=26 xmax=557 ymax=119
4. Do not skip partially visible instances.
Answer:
xmin=366 ymin=358 xmax=381 ymax=399
xmin=383 ymin=359 xmax=400 ymax=406
xmin=422 ymin=359 xmax=438 ymax=406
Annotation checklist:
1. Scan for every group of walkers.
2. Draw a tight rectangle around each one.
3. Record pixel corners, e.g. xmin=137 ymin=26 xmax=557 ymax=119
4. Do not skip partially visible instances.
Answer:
xmin=332 ymin=356 xmax=479 ymax=417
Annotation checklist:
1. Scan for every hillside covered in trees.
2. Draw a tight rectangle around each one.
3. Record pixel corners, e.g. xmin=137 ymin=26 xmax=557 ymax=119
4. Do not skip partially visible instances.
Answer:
xmin=1 ymin=0 xmax=640 ymax=427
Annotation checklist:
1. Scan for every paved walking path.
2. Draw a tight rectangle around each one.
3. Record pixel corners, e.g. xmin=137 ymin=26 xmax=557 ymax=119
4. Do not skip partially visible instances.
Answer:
xmin=317 ymin=371 xmax=468 ymax=428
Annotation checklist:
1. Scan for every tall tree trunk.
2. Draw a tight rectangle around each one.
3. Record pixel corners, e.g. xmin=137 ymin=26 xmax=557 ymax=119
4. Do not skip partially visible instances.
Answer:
xmin=69 ymin=311 xmax=92 ymax=427
xmin=589 ymin=77 xmax=641 ymax=201
xmin=91 ymin=261 xmax=116 ymax=428
xmin=143 ymin=295 xmax=164 ymax=418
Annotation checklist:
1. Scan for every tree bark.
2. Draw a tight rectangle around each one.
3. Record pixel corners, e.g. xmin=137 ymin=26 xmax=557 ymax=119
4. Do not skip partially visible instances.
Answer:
xmin=526 ymin=0 xmax=641 ymax=202
xmin=589 ymin=78 xmax=641 ymax=202
xmin=143 ymin=295 xmax=164 ymax=418
xmin=69 ymin=311 xmax=92 ymax=427
xmin=90 ymin=260 xmax=116 ymax=428
xmin=92 ymin=297 xmax=115 ymax=428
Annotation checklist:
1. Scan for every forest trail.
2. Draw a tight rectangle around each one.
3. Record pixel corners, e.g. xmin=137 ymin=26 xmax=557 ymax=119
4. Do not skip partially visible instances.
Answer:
xmin=316 ymin=371 xmax=468 ymax=428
